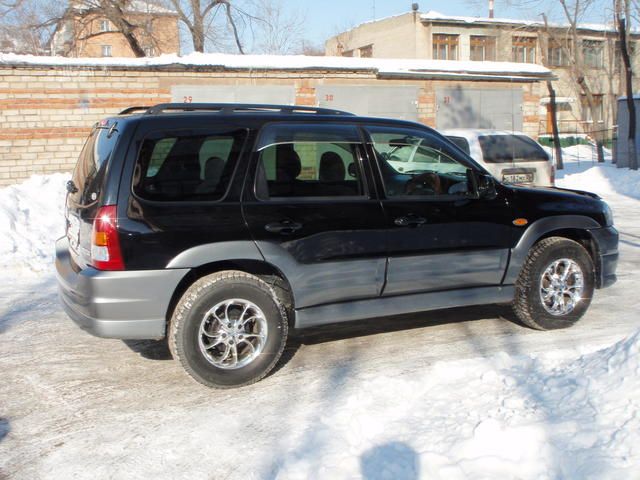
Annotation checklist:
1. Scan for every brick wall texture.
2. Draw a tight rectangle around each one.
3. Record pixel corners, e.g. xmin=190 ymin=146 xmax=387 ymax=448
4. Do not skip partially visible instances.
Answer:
xmin=0 ymin=64 xmax=541 ymax=185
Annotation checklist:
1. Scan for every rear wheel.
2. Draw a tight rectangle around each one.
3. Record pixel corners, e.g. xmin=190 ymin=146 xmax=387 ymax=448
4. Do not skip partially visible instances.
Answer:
xmin=169 ymin=271 xmax=288 ymax=388
xmin=512 ymin=237 xmax=595 ymax=330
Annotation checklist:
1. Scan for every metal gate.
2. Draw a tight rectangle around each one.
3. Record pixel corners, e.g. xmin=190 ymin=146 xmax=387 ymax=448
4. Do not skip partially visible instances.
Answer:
xmin=317 ymin=85 xmax=419 ymax=121
xmin=171 ymin=85 xmax=295 ymax=105
xmin=436 ymin=87 xmax=523 ymax=131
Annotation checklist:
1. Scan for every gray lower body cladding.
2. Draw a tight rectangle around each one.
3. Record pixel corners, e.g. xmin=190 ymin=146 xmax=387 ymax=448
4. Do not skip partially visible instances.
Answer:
xmin=55 ymin=237 xmax=189 ymax=339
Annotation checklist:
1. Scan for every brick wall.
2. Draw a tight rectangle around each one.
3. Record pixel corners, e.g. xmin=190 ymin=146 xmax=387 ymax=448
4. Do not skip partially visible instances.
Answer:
xmin=0 ymin=63 xmax=542 ymax=186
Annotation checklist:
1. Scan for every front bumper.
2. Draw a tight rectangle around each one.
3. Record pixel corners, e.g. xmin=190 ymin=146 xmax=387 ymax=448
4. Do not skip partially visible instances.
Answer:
xmin=55 ymin=237 xmax=189 ymax=339
xmin=590 ymin=226 xmax=619 ymax=288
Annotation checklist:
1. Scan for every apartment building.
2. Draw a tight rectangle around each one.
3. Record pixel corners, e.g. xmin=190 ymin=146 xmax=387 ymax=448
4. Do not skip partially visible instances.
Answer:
xmin=326 ymin=9 xmax=640 ymax=136
xmin=51 ymin=0 xmax=179 ymax=58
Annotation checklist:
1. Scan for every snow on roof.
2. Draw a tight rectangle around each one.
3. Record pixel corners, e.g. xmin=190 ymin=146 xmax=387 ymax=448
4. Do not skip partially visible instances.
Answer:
xmin=0 ymin=52 xmax=553 ymax=80
xmin=421 ymin=10 xmax=637 ymax=34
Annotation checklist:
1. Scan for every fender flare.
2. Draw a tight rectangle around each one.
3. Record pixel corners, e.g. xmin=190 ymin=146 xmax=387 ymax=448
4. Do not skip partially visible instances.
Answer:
xmin=502 ymin=215 xmax=600 ymax=284
xmin=166 ymin=241 xmax=264 ymax=268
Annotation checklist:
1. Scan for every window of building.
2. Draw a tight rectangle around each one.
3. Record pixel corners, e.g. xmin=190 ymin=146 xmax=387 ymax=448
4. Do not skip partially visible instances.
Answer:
xmin=255 ymin=124 xmax=365 ymax=199
xmin=615 ymin=40 xmax=636 ymax=71
xmin=359 ymin=44 xmax=373 ymax=58
xmin=583 ymin=40 xmax=604 ymax=68
xmin=342 ymin=49 xmax=354 ymax=57
xmin=101 ymin=45 xmax=112 ymax=57
xmin=144 ymin=46 xmax=155 ymax=57
xmin=547 ymin=39 xmax=571 ymax=67
xmin=99 ymin=20 xmax=111 ymax=32
xmin=512 ymin=36 xmax=536 ymax=63
xmin=581 ymin=94 xmax=604 ymax=124
xmin=433 ymin=34 xmax=459 ymax=60
xmin=470 ymin=36 xmax=496 ymax=61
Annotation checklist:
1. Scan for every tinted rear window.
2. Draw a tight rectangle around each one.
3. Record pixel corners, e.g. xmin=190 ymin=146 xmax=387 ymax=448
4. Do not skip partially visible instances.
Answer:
xmin=70 ymin=126 xmax=119 ymax=206
xmin=478 ymin=135 xmax=549 ymax=163
xmin=446 ymin=136 xmax=471 ymax=155
xmin=133 ymin=128 xmax=247 ymax=201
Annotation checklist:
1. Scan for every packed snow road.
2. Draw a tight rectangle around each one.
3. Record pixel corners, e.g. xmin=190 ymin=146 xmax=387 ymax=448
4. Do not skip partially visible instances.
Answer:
xmin=1 ymin=162 xmax=639 ymax=479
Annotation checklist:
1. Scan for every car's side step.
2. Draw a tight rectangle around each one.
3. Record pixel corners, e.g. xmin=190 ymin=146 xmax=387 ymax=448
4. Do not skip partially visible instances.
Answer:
xmin=294 ymin=285 xmax=515 ymax=329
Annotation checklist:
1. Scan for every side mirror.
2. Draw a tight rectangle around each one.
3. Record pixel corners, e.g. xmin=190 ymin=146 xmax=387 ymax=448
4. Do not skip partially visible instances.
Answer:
xmin=347 ymin=163 xmax=357 ymax=178
xmin=468 ymin=171 xmax=497 ymax=200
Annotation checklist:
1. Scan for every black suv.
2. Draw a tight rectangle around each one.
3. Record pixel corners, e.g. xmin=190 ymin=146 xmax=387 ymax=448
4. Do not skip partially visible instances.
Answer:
xmin=55 ymin=103 xmax=619 ymax=388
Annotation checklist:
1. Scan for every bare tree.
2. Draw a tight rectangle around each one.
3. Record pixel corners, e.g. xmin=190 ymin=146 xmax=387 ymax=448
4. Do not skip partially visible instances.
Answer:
xmin=539 ymin=18 xmax=565 ymax=169
xmin=548 ymin=0 xmax=607 ymax=162
xmin=248 ymin=0 xmax=305 ymax=54
xmin=616 ymin=0 xmax=638 ymax=169
xmin=169 ymin=0 xmax=251 ymax=53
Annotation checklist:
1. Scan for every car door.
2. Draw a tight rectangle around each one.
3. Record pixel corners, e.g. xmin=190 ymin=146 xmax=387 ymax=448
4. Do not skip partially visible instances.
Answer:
xmin=363 ymin=124 xmax=514 ymax=296
xmin=242 ymin=122 xmax=387 ymax=309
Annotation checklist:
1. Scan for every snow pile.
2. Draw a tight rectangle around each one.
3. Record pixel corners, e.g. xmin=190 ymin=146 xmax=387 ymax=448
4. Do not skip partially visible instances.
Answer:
xmin=0 ymin=173 xmax=68 ymax=271
xmin=542 ymin=143 xmax=613 ymax=163
xmin=557 ymin=162 xmax=640 ymax=199
xmin=271 ymin=331 xmax=640 ymax=479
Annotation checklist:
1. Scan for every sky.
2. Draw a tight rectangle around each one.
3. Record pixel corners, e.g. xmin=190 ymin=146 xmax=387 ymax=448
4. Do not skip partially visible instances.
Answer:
xmin=278 ymin=0 xmax=619 ymax=48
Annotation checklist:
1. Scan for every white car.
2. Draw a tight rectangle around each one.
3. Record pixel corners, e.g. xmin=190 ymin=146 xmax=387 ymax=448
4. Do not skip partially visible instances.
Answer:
xmin=441 ymin=129 xmax=555 ymax=187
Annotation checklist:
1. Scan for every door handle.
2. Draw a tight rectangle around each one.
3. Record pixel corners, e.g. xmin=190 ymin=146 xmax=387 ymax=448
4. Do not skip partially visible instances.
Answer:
xmin=265 ymin=220 xmax=303 ymax=235
xmin=394 ymin=216 xmax=427 ymax=227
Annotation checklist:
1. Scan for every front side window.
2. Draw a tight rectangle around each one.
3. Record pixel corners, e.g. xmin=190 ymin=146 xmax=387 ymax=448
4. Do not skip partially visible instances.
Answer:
xmin=255 ymin=124 xmax=365 ymax=200
xmin=433 ymin=34 xmax=459 ymax=60
xmin=133 ymin=129 xmax=247 ymax=201
xmin=367 ymin=127 xmax=472 ymax=197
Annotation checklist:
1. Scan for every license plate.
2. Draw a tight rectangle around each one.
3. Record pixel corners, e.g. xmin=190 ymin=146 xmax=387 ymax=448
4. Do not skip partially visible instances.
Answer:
xmin=67 ymin=215 xmax=80 ymax=251
xmin=503 ymin=173 xmax=534 ymax=184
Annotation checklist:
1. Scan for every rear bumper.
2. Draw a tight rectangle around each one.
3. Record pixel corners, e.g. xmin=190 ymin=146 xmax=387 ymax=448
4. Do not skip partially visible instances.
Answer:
xmin=55 ymin=237 xmax=189 ymax=339
xmin=590 ymin=226 xmax=619 ymax=289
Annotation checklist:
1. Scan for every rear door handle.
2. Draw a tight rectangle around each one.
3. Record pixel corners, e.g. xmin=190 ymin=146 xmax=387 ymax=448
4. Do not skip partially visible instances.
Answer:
xmin=394 ymin=216 xmax=427 ymax=227
xmin=265 ymin=220 xmax=303 ymax=235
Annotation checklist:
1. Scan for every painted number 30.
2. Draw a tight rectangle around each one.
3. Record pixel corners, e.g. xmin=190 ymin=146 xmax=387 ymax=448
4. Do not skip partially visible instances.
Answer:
xmin=183 ymin=96 xmax=193 ymax=103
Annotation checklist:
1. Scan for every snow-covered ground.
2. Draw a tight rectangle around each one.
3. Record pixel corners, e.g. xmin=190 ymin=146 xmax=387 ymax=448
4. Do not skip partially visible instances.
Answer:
xmin=0 ymin=161 xmax=639 ymax=479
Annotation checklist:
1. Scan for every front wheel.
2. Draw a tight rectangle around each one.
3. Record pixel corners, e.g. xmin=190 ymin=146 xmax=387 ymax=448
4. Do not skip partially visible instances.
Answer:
xmin=169 ymin=271 xmax=289 ymax=388
xmin=512 ymin=237 xmax=595 ymax=330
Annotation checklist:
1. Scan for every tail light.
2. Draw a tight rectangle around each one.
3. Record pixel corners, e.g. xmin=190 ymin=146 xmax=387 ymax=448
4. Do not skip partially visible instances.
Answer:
xmin=91 ymin=205 xmax=124 ymax=271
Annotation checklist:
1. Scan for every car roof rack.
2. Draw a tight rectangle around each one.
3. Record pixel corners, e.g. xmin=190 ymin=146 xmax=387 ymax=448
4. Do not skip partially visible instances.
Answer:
xmin=119 ymin=106 xmax=152 ymax=115
xmin=137 ymin=103 xmax=354 ymax=116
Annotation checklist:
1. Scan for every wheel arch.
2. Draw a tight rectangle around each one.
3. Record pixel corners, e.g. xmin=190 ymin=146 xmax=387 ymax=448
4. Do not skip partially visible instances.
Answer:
xmin=503 ymin=215 xmax=601 ymax=285
xmin=165 ymin=259 xmax=295 ymax=334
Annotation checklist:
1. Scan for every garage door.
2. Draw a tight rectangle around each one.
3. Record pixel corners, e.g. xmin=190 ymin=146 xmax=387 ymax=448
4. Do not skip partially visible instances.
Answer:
xmin=317 ymin=86 xmax=419 ymax=121
xmin=171 ymin=85 xmax=295 ymax=105
xmin=436 ymin=87 xmax=523 ymax=131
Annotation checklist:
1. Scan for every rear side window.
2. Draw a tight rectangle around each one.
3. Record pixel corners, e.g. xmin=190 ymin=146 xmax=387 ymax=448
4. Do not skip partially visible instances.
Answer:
xmin=133 ymin=129 xmax=247 ymax=201
xmin=446 ymin=136 xmax=471 ymax=155
xmin=70 ymin=125 xmax=119 ymax=206
xmin=478 ymin=134 xmax=549 ymax=163
xmin=255 ymin=123 xmax=366 ymax=199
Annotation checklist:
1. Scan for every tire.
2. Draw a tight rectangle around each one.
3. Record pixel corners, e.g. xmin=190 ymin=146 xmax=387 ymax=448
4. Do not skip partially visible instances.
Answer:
xmin=169 ymin=271 xmax=289 ymax=388
xmin=512 ymin=237 xmax=595 ymax=330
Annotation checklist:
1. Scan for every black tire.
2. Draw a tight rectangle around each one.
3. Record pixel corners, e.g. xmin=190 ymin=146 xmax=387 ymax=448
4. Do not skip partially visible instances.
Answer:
xmin=512 ymin=237 xmax=595 ymax=330
xmin=169 ymin=271 xmax=289 ymax=388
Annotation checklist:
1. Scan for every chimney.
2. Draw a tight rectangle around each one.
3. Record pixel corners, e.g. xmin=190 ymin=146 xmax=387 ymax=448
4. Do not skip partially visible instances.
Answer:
xmin=489 ymin=0 xmax=494 ymax=18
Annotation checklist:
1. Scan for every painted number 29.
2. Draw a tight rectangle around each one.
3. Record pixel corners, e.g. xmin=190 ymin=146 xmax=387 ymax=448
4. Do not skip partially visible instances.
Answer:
xmin=183 ymin=96 xmax=193 ymax=103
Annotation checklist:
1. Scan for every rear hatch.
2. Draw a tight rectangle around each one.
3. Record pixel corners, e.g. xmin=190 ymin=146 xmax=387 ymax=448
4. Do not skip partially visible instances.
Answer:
xmin=477 ymin=134 xmax=552 ymax=186
xmin=65 ymin=121 xmax=120 ymax=269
